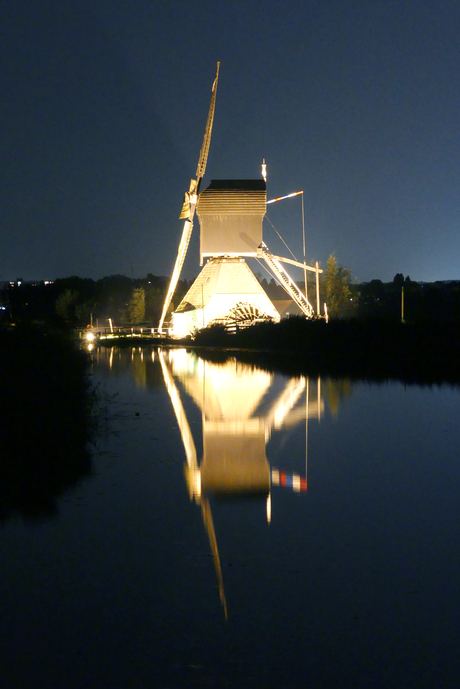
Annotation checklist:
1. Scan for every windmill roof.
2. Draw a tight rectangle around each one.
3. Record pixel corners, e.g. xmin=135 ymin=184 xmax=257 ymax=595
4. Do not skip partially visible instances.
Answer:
xmin=198 ymin=180 xmax=266 ymax=216
xmin=204 ymin=179 xmax=266 ymax=191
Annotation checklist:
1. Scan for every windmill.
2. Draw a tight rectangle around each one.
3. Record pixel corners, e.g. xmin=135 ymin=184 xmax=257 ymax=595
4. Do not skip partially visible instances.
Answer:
xmin=158 ymin=64 xmax=324 ymax=336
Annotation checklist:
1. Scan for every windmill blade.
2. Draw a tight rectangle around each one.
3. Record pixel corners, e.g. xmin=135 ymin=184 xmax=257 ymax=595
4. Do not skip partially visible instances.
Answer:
xmin=158 ymin=62 xmax=220 ymax=332
xmin=196 ymin=62 xmax=220 ymax=184
xmin=157 ymin=218 xmax=194 ymax=332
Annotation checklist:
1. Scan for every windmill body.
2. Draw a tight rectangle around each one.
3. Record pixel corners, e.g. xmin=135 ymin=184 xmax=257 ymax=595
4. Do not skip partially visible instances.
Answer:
xmin=172 ymin=178 xmax=281 ymax=336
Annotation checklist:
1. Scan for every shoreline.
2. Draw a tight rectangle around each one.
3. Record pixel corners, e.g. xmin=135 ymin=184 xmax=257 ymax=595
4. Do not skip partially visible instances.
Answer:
xmin=90 ymin=317 xmax=460 ymax=386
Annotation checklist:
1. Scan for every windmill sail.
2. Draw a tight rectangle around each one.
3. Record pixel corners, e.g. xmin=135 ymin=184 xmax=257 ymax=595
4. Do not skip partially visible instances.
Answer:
xmin=196 ymin=65 xmax=220 ymax=181
xmin=158 ymin=62 xmax=220 ymax=332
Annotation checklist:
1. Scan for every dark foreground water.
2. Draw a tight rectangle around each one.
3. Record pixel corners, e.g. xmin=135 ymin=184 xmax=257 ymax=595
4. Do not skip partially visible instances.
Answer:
xmin=2 ymin=346 xmax=460 ymax=688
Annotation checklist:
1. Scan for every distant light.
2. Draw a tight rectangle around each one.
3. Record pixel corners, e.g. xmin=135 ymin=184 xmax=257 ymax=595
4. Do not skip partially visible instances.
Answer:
xmin=86 ymin=332 xmax=95 ymax=341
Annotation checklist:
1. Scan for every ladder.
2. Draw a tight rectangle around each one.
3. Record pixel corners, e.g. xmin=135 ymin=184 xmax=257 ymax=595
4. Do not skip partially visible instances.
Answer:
xmin=257 ymin=242 xmax=314 ymax=318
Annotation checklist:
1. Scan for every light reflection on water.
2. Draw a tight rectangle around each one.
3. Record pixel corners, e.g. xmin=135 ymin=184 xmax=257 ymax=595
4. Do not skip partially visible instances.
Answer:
xmin=2 ymin=346 xmax=460 ymax=688
xmin=158 ymin=348 xmax=329 ymax=620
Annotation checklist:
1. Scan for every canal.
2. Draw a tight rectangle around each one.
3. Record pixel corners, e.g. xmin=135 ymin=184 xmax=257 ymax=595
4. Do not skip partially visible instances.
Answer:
xmin=2 ymin=345 xmax=460 ymax=688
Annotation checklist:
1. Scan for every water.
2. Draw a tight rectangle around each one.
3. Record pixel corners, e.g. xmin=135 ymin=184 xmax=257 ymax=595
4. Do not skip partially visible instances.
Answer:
xmin=2 ymin=346 xmax=460 ymax=688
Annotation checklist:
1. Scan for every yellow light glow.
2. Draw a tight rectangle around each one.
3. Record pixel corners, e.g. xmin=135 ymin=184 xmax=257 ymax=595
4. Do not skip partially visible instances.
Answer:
xmin=85 ymin=332 xmax=95 ymax=341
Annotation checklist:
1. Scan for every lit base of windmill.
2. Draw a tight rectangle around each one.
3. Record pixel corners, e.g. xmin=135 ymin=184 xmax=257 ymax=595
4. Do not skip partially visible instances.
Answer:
xmin=171 ymin=256 xmax=280 ymax=337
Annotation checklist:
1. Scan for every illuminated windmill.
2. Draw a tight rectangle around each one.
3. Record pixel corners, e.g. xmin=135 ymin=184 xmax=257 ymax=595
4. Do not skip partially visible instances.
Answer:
xmin=158 ymin=64 xmax=323 ymax=336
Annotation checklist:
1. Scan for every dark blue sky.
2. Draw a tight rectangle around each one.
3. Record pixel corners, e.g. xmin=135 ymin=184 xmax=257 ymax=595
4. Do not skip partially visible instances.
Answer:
xmin=2 ymin=0 xmax=459 ymax=283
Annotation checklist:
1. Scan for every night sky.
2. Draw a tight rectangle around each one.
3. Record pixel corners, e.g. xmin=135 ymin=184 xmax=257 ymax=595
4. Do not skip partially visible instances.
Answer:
xmin=2 ymin=0 xmax=459 ymax=283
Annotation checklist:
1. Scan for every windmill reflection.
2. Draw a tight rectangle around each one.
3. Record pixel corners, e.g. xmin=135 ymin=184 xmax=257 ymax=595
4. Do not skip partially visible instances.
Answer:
xmin=159 ymin=348 xmax=323 ymax=618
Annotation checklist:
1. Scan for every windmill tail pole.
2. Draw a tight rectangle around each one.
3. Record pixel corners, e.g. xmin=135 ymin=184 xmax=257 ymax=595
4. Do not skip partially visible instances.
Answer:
xmin=158 ymin=62 xmax=220 ymax=333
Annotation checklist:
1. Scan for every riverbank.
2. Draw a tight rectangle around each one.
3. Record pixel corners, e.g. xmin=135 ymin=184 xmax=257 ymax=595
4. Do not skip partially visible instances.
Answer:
xmin=94 ymin=316 xmax=460 ymax=385
xmin=195 ymin=317 xmax=460 ymax=384
xmin=0 ymin=325 xmax=101 ymax=520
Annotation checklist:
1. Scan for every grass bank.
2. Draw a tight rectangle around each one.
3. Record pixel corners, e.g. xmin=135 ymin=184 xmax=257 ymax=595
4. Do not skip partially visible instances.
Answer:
xmin=192 ymin=317 xmax=460 ymax=385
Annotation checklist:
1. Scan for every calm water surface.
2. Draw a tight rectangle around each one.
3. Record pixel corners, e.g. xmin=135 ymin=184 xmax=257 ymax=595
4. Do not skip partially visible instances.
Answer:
xmin=2 ymin=346 xmax=460 ymax=688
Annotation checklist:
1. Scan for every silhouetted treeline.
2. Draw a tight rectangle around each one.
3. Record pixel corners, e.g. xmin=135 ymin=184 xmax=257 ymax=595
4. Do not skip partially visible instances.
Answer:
xmin=0 ymin=273 xmax=192 ymax=327
xmin=354 ymin=277 xmax=460 ymax=323
xmin=2 ymin=272 xmax=460 ymax=328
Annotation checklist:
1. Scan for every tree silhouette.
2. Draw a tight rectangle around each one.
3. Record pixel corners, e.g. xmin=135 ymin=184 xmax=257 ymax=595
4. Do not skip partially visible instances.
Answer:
xmin=55 ymin=289 xmax=78 ymax=322
xmin=129 ymin=287 xmax=145 ymax=323
xmin=324 ymin=255 xmax=354 ymax=318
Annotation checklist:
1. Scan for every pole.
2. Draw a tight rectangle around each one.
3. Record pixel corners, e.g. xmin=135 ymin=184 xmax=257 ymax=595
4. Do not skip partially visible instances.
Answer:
xmin=305 ymin=376 xmax=309 ymax=488
xmin=401 ymin=286 xmax=405 ymax=323
xmin=317 ymin=376 xmax=321 ymax=421
xmin=315 ymin=261 xmax=320 ymax=316
xmin=301 ymin=192 xmax=308 ymax=303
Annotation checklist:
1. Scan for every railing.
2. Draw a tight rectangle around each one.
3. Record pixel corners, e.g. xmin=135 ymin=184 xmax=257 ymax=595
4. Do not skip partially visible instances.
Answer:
xmin=75 ymin=325 xmax=174 ymax=341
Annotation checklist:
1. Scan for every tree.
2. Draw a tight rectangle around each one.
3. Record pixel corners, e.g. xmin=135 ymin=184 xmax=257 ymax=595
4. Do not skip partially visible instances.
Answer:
xmin=145 ymin=285 xmax=165 ymax=323
xmin=75 ymin=300 xmax=96 ymax=326
xmin=55 ymin=289 xmax=79 ymax=322
xmin=323 ymin=254 xmax=354 ymax=318
xmin=128 ymin=287 xmax=145 ymax=324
